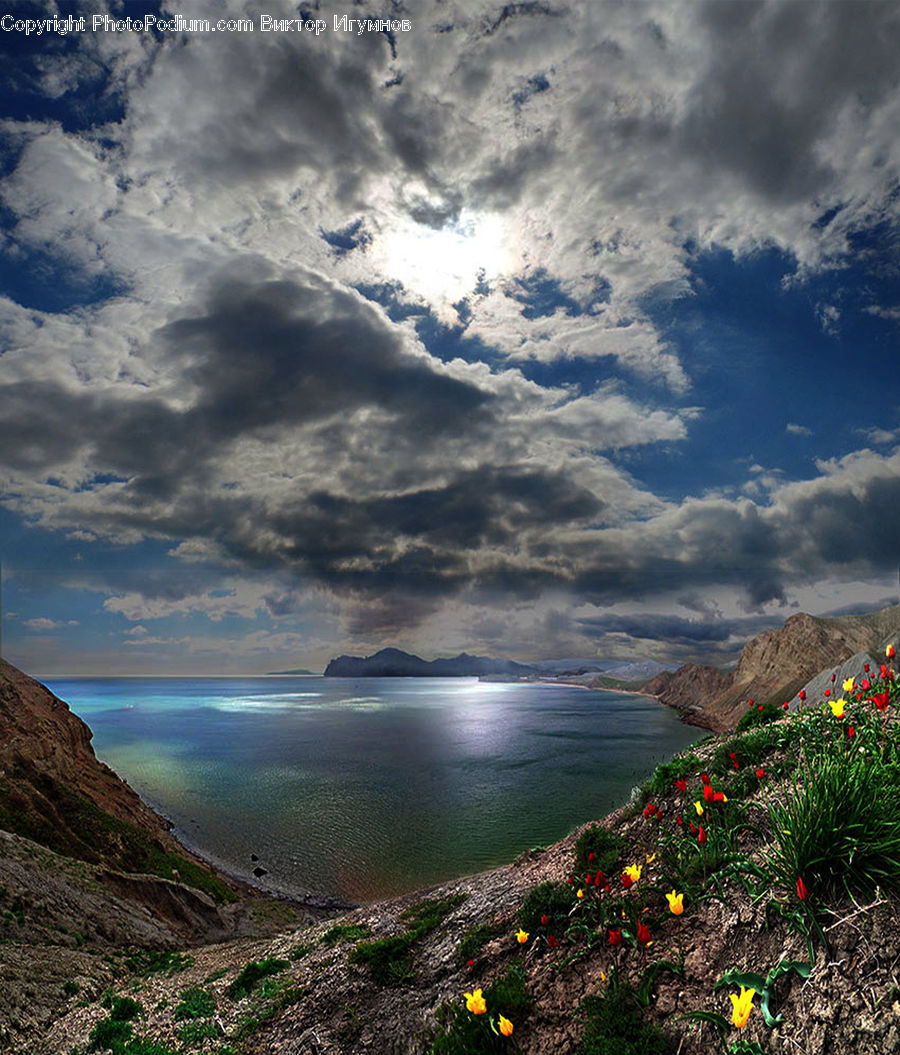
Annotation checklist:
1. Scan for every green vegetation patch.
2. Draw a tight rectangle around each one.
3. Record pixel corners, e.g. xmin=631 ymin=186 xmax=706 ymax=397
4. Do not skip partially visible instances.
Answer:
xmin=124 ymin=950 xmax=193 ymax=976
xmin=574 ymin=825 xmax=626 ymax=875
xmin=226 ymin=958 xmax=289 ymax=1001
xmin=173 ymin=987 xmax=215 ymax=1020
xmin=642 ymin=753 xmax=702 ymax=799
xmin=320 ymin=922 xmax=370 ymax=946
xmin=457 ymin=918 xmax=508 ymax=963
xmin=177 ymin=1020 xmax=219 ymax=1045
xmin=576 ymin=986 xmax=676 ymax=1055
xmin=428 ymin=963 xmax=531 ymax=1054
xmin=351 ymin=894 xmax=466 ymax=986
xmin=518 ymin=880 xmax=574 ymax=933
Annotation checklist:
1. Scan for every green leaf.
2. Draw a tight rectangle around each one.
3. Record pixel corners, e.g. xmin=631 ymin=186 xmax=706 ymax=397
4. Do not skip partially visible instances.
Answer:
xmin=715 ymin=969 xmax=768 ymax=991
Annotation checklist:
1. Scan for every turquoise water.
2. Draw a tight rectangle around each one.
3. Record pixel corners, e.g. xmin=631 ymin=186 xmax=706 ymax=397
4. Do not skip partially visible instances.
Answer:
xmin=44 ymin=676 xmax=700 ymax=902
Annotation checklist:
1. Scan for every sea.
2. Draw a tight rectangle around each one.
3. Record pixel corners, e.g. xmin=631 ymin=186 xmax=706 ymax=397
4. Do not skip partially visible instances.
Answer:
xmin=43 ymin=676 xmax=702 ymax=903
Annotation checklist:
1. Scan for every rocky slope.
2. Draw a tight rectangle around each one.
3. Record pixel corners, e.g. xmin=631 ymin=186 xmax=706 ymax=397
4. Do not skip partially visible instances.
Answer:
xmin=640 ymin=605 xmax=900 ymax=730
xmin=0 ymin=659 xmax=334 ymax=1049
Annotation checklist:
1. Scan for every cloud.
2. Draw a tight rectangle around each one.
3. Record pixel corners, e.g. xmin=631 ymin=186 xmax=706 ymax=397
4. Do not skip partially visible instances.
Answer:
xmin=786 ymin=423 xmax=812 ymax=437
xmin=23 ymin=617 xmax=78 ymax=630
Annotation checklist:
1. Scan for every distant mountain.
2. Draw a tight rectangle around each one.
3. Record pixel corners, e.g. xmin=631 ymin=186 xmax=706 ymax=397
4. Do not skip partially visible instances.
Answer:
xmin=641 ymin=604 xmax=900 ymax=731
xmin=267 ymin=667 xmax=315 ymax=675
xmin=323 ymin=647 xmax=537 ymax=678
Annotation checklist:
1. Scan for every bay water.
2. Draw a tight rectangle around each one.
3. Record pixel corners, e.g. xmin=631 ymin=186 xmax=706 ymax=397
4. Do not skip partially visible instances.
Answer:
xmin=43 ymin=676 xmax=701 ymax=903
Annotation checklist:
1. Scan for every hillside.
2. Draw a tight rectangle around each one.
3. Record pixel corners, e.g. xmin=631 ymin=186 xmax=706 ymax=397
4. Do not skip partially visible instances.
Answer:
xmin=641 ymin=605 xmax=900 ymax=730
xmin=324 ymin=647 xmax=537 ymax=678
xmin=18 ymin=643 xmax=900 ymax=1055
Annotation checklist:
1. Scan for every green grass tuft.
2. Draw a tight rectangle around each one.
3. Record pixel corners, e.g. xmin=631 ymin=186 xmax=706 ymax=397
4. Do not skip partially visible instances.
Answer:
xmin=226 ymin=958 xmax=289 ymax=1001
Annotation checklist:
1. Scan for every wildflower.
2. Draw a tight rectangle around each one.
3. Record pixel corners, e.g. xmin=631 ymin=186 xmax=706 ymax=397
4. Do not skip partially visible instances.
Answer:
xmin=608 ymin=928 xmax=622 ymax=947
xmin=637 ymin=921 xmax=652 ymax=945
xmin=624 ymin=863 xmax=642 ymax=884
xmin=887 ymin=644 xmax=895 ymax=659
xmin=676 ymin=815 xmax=683 ymax=826
xmin=577 ymin=889 xmax=584 ymax=900
xmin=540 ymin=914 xmax=549 ymax=926
xmin=703 ymin=784 xmax=715 ymax=804
xmin=730 ymin=986 xmax=756 ymax=1028
xmin=498 ymin=1015 xmax=513 ymax=1037
xmin=756 ymin=767 xmax=765 ymax=779
xmin=796 ymin=876 xmax=809 ymax=901
xmin=799 ymin=690 xmax=807 ymax=701
xmin=782 ymin=700 xmax=789 ymax=711
xmin=548 ymin=934 xmax=558 ymax=948
xmin=698 ymin=825 xmax=707 ymax=844
xmin=666 ymin=890 xmax=684 ymax=915
xmin=467 ymin=959 xmax=474 ymax=967
xmin=843 ymin=677 xmax=855 ymax=692
xmin=701 ymin=772 xmax=711 ymax=785
xmin=865 ymin=663 xmax=870 ymax=673
xmin=872 ymin=690 xmax=890 ymax=712
xmin=694 ymin=800 xmax=704 ymax=816
xmin=758 ymin=704 xmax=763 ymax=712
xmin=588 ymin=851 xmax=595 ymax=861
xmin=621 ymin=873 xmax=634 ymax=890
xmin=595 ymin=872 xmax=602 ymax=887
xmin=881 ymin=664 xmax=888 ymax=679
xmin=646 ymin=853 xmax=657 ymax=864
xmin=824 ymin=688 xmax=831 ymax=697
xmin=848 ymin=726 xmax=855 ymax=739
xmin=862 ymin=678 xmax=870 ymax=690
xmin=675 ymin=777 xmax=687 ymax=792
xmin=465 ymin=989 xmax=487 ymax=1015
xmin=585 ymin=873 xmax=593 ymax=885
xmin=713 ymin=791 xmax=727 ymax=803
xmin=567 ymin=876 xmax=574 ymax=885
xmin=729 ymin=750 xmax=740 ymax=769
xmin=516 ymin=928 xmax=529 ymax=944
xmin=831 ymin=673 xmax=836 ymax=684
xmin=829 ymin=697 xmax=846 ymax=718
xmin=689 ymin=822 xmax=697 ymax=834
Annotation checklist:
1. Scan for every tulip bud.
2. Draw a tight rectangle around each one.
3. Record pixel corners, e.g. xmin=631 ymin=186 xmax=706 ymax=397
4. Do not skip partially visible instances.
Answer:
xmin=796 ymin=876 xmax=809 ymax=901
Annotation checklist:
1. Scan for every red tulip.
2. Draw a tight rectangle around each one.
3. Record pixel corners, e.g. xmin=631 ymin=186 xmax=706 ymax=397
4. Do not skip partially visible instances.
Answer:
xmin=548 ymin=934 xmax=558 ymax=948
xmin=621 ymin=873 xmax=633 ymax=890
xmin=703 ymin=784 xmax=715 ymax=803
xmin=608 ymin=928 xmax=622 ymax=947
xmin=594 ymin=872 xmax=602 ymax=887
xmin=864 ymin=663 xmax=870 ymax=673
xmin=796 ymin=876 xmax=809 ymax=901
xmin=713 ymin=791 xmax=726 ymax=803
xmin=585 ymin=873 xmax=593 ymax=885
xmin=541 ymin=914 xmax=549 ymax=926
xmin=881 ymin=665 xmax=888 ymax=679
xmin=782 ymin=700 xmax=789 ymax=711
xmin=756 ymin=767 xmax=765 ymax=779
xmin=799 ymin=690 xmax=806 ymax=701
xmin=467 ymin=958 xmax=474 ymax=967
xmin=698 ymin=825 xmax=707 ymax=845
xmin=888 ymin=645 xmax=896 ymax=659
xmin=637 ymin=922 xmax=651 ymax=945
xmin=758 ymin=704 xmax=763 ymax=712
xmin=862 ymin=678 xmax=870 ymax=690
xmin=676 ymin=815 xmax=683 ymax=826
xmin=848 ymin=726 xmax=855 ymax=739
xmin=748 ymin=698 xmax=753 ymax=706
xmin=873 ymin=691 xmax=890 ymax=712
xmin=831 ymin=673 xmax=836 ymax=683
xmin=689 ymin=822 xmax=696 ymax=834
xmin=567 ymin=876 xmax=574 ymax=885
xmin=701 ymin=772 xmax=710 ymax=785
xmin=675 ymin=778 xmax=687 ymax=792
xmin=588 ymin=852 xmax=595 ymax=861
xmin=824 ymin=688 xmax=830 ymax=697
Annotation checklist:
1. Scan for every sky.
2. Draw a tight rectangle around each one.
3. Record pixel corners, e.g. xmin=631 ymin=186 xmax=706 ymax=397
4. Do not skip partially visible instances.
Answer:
xmin=2 ymin=0 xmax=900 ymax=676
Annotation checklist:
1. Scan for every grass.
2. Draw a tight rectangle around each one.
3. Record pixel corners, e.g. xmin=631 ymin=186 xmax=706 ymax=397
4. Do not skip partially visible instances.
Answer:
xmin=518 ymin=880 xmax=574 ymax=933
xmin=428 ymin=963 xmax=531 ymax=1054
xmin=123 ymin=950 xmax=193 ymax=976
xmin=574 ymin=825 xmax=626 ymax=875
xmin=173 ymin=987 xmax=215 ymax=1020
xmin=320 ymin=922 xmax=370 ymax=946
xmin=351 ymin=894 xmax=467 ymax=986
xmin=576 ymin=985 xmax=676 ymax=1055
xmin=226 ymin=958 xmax=289 ymax=1001
xmin=457 ymin=918 xmax=508 ymax=963
xmin=767 ymin=743 xmax=900 ymax=900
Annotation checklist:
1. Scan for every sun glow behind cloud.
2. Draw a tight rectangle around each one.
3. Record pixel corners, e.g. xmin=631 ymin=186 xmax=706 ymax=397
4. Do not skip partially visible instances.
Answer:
xmin=378 ymin=211 xmax=513 ymax=308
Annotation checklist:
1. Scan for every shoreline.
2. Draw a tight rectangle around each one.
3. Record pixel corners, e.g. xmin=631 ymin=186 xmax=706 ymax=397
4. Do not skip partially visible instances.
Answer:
xmin=543 ymin=676 xmax=720 ymax=733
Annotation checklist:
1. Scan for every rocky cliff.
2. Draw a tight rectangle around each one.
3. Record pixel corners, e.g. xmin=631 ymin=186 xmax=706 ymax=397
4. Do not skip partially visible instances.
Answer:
xmin=641 ymin=605 xmax=900 ymax=731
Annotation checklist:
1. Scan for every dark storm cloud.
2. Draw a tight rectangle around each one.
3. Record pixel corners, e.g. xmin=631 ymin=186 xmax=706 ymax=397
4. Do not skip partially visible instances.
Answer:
xmin=681 ymin=0 xmax=900 ymax=203
xmin=576 ymin=612 xmax=736 ymax=644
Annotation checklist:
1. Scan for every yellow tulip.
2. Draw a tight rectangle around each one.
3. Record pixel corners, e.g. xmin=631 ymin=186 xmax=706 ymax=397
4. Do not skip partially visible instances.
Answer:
xmin=829 ymin=697 xmax=846 ymax=718
xmin=666 ymin=890 xmax=684 ymax=915
xmin=516 ymin=928 xmax=529 ymax=944
xmin=498 ymin=1015 xmax=513 ymax=1037
xmin=646 ymin=853 xmax=657 ymax=864
xmin=465 ymin=988 xmax=487 ymax=1015
xmin=576 ymin=888 xmax=584 ymax=899
xmin=694 ymin=801 xmax=704 ymax=816
xmin=843 ymin=677 xmax=855 ymax=692
xmin=624 ymin=863 xmax=642 ymax=883
xmin=730 ymin=986 xmax=755 ymax=1028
